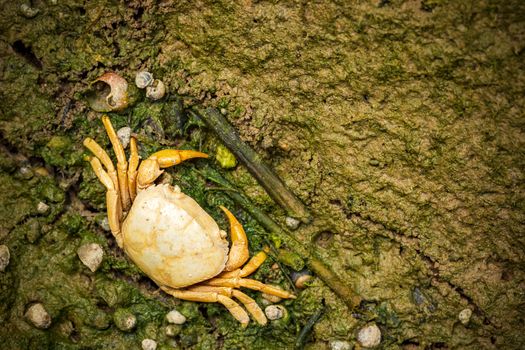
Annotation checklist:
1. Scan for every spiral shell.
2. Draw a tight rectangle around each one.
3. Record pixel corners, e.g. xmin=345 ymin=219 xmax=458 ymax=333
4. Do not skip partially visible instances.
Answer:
xmin=146 ymin=79 xmax=166 ymax=100
xmin=135 ymin=71 xmax=154 ymax=89
xmin=86 ymin=72 xmax=130 ymax=112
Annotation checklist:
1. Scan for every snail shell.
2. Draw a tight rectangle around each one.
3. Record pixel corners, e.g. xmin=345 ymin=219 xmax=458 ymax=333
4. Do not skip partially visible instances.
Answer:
xmin=135 ymin=71 xmax=154 ymax=89
xmin=146 ymin=79 xmax=166 ymax=100
xmin=86 ymin=72 xmax=129 ymax=112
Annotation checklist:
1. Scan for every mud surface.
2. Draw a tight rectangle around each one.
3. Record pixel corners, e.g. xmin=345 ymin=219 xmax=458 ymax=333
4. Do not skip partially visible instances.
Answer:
xmin=1 ymin=0 xmax=524 ymax=349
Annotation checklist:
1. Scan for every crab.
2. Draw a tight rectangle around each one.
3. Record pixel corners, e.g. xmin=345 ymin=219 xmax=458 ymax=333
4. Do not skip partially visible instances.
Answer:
xmin=83 ymin=115 xmax=294 ymax=326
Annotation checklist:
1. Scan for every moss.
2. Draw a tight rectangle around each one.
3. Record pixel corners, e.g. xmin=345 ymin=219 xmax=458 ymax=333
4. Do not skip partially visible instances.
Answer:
xmin=215 ymin=144 xmax=237 ymax=169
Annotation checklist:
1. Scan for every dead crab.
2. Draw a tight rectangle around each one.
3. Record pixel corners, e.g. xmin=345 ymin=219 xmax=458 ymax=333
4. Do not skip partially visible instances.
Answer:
xmin=83 ymin=115 xmax=294 ymax=326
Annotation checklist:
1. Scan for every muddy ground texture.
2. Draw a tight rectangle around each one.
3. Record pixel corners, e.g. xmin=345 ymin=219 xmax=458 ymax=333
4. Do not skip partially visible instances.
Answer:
xmin=1 ymin=0 xmax=524 ymax=349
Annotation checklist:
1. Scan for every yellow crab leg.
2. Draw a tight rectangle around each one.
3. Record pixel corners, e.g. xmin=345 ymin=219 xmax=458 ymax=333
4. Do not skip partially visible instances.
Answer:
xmin=128 ymin=137 xmax=139 ymax=201
xmin=219 ymin=206 xmax=250 ymax=271
xmin=101 ymin=115 xmax=130 ymax=211
xmin=83 ymin=138 xmax=119 ymax=200
xmin=189 ymin=285 xmax=267 ymax=325
xmin=150 ymin=149 xmax=208 ymax=168
xmin=161 ymin=286 xmax=250 ymax=326
xmin=220 ymin=250 xmax=268 ymax=279
xmin=205 ymin=277 xmax=295 ymax=299
xmin=86 ymin=156 xmax=123 ymax=247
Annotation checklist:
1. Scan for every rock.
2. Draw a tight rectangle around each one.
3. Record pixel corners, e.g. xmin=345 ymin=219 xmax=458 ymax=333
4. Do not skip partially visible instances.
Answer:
xmin=77 ymin=243 xmax=104 ymax=272
xmin=113 ymin=308 xmax=137 ymax=331
xmin=357 ymin=323 xmax=381 ymax=348
xmin=166 ymin=309 xmax=186 ymax=324
xmin=36 ymin=201 xmax=50 ymax=214
xmin=117 ymin=127 xmax=132 ymax=149
xmin=25 ymin=303 xmax=52 ymax=329
xmin=141 ymin=339 xmax=157 ymax=350
xmin=285 ymin=217 xmax=301 ymax=230
xmin=264 ymin=305 xmax=286 ymax=320
xmin=329 ymin=340 xmax=352 ymax=350
xmin=0 ymin=245 xmax=10 ymax=272
xmin=458 ymin=308 xmax=472 ymax=325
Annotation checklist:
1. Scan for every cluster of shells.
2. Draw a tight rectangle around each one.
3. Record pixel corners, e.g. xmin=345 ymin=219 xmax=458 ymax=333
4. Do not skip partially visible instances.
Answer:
xmin=86 ymin=70 xmax=166 ymax=113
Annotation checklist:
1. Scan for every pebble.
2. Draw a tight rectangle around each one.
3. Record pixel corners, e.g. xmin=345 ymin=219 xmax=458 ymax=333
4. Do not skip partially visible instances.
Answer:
xmin=357 ymin=323 xmax=381 ymax=348
xmin=37 ymin=201 xmax=50 ymax=214
xmin=113 ymin=309 xmax=137 ymax=331
xmin=77 ymin=243 xmax=104 ymax=272
xmin=117 ymin=127 xmax=132 ymax=149
xmin=25 ymin=303 xmax=52 ymax=329
xmin=329 ymin=340 xmax=352 ymax=350
xmin=285 ymin=217 xmax=300 ymax=230
xmin=0 ymin=245 xmax=10 ymax=272
xmin=20 ymin=3 xmax=40 ymax=18
xmin=141 ymin=339 xmax=157 ymax=350
xmin=19 ymin=166 xmax=33 ymax=179
xmin=458 ymin=308 xmax=472 ymax=325
xmin=264 ymin=305 xmax=286 ymax=321
xmin=166 ymin=309 xmax=186 ymax=324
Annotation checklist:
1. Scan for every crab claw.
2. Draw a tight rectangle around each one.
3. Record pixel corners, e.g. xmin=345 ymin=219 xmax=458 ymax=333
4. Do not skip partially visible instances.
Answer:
xmin=137 ymin=150 xmax=208 ymax=190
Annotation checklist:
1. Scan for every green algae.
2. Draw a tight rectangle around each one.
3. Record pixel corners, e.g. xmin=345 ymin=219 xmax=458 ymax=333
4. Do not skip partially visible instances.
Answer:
xmin=1 ymin=0 xmax=524 ymax=349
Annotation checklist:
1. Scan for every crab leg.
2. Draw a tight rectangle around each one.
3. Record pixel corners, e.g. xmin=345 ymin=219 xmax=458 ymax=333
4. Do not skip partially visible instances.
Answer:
xmin=137 ymin=150 xmax=208 ymax=189
xmin=128 ymin=137 xmax=139 ymax=201
xmin=220 ymin=206 xmax=250 ymax=271
xmin=205 ymin=276 xmax=295 ymax=299
xmin=101 ymin=115 xmax=131 ymax=211
xmin=189 ymin=285 xmax=267 ymax=325
xmin=86 ymin=156 xmax=123 ymax=247
xmin=220 ymin=250 xmax=268 ymax=278
xmin=83 ymin=137 xmax=120 ymax=205
xmin=161 ymin=286 xmax=250 ymax=326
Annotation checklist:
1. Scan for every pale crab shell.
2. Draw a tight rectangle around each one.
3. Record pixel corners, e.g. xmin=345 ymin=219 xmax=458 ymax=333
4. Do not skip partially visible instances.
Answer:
xmin=121 ymin=184 xmax=229 ymax=288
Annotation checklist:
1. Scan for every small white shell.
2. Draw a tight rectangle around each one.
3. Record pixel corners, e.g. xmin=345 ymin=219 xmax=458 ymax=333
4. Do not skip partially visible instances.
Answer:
xmin=166 ymin=309 xmax=186 ymax=324
xmin=0 ymin=245 xmax=10 ymax=272
xmin=117 ymin=127 xmax=132 ymax=149
xmin=25 ymin=303 xmax=52 ymax=329
xmin=357 ymin=323 xmax=381 ymax=348
xmin=458 ymin=308 xmax=472 ymax=325
xmin=264 ymin=305 xmax=286 ymax=320
xmin=135 ymin=71 xmax=154 ymax=89
xmin=146 ymin=79 xmax=166 ymax=100
xmin=141 ymin=339 xmax=157 ymax=350
xmin=77 ymin=243 xmax=104 ymax=272
xmin=37 ymin=201 xmax=50 ymax=214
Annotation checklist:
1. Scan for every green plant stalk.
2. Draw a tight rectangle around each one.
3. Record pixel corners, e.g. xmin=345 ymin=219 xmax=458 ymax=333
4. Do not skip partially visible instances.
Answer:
xmin=191 ymin=107 xmax=311 ymax=223
xmin=200 ymin=167 xmax=361 ymax=310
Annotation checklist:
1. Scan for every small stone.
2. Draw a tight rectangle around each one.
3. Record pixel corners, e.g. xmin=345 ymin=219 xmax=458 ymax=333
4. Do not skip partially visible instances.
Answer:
xmin=220 ymin=108 xmax=227 ymax=115
xmin=77 ymin=243 xmax=104 ymax=272
xmin=264 ymin=305 xmax=286 ymax=321
xmin=19 ymin=166 xmax=34 ymax=179
xmin=97 ymin=216 xmax=110 ymax=231
xmin=329 ymin=340 xmax=352 ymax=350
xmin=117 ymin=127 xmax=132 ymax=149
xmin=37 ymin=201 xmax=50 ymax=214
xmin=142 ymin=339 xmax=157 ymax=350
xmin=25 ymin=303 xmax=52 ymax=329
xmin=166 ymin=309 xmax=186 ymax=324
xmin=357 ymin=323 xmax=381 ymax=348
xmin=20 ymin=3 xmax=39 ymax=18
xmin=0 ymin=245 xmax=10 ymax=272
xmin=458 ymin=308 xmax=472 ymax=325
xmin=113 ymin=308 xmax=137 ymax=331
xmin=165 ymin=324 xmax=182 ymax=337
xmin=285 ymin=217 xmax=300 ymax=230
